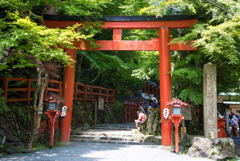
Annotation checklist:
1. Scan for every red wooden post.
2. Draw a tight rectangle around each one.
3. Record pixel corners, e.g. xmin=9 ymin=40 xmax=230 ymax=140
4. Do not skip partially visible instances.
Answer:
xmin=159 ymin=27 xmax=172 ymax=146
xmin=27 ymin=78 xmax=31 ymax=105
xmin=74 ymin=81 xmax=77 ymax=101
xmin=112 ymin=89 xmax=115 ymax=103
xmin=129 ymin=103 xmax=131 ymax=123
xmin=125 ymin=105 xmax=127 ymax=124
xmin=84 ymin=84 xmax=87 ymax=102
xmin=99 ymin=87 xmax=102 ymax=96
xmin=145 ymin=83 xmax=146 ymax=93
xmin=152 ymin=86 xmax=155 ymax=96
xmin=133 ymin=104 xmax=136 ymax=121
xmin=90 ymin=84 xmax=93 ymax=102
xmin=60 ymin=48 xmax=77 ymax=144
xmin=50 ymin=118 xmax=54 ymax=147
xmin=132 ymin=104 xmax=134 ymax=122
xmin=148 ymin=84 xmax=150 ymax=95
xmin=106 ymin=88 xmax=109 ymax=104
xmin=156 ymin=89 xmax=158 ymax=100
xmin=169 ymin=116 xmax=183 ymax=154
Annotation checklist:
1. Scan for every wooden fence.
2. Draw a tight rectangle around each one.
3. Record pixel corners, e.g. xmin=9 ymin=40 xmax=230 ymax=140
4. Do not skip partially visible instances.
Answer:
xmin=0 ymin=77 xmax=114 ymax=104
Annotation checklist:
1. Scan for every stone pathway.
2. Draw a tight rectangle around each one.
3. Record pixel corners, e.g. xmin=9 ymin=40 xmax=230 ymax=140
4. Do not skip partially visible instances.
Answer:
xmin=0 ymin=142 xmax=212 ymax=161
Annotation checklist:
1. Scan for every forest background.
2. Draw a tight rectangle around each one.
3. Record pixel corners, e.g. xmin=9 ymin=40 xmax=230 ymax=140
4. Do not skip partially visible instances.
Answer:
xmin=0 ymin=0 xmax=240 ymax=149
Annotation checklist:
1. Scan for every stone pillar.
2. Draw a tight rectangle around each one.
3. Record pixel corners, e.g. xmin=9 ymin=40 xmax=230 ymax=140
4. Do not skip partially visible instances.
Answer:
xmin=203 ymin=63 xmax=217 ymax=138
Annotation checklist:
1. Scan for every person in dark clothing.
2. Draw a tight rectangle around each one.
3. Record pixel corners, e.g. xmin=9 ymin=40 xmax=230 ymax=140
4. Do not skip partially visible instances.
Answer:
xmin=152 ymin=99 xmax=157 ymax=109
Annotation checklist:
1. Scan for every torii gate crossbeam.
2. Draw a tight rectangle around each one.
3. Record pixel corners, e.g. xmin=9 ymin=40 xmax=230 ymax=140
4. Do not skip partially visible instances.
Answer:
xmin=44 ymin=14 xmax=198 ymax=146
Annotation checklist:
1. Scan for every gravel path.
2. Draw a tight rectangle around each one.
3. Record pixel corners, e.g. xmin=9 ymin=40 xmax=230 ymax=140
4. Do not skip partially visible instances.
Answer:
xmin=0 ymin=142 xmax=211 ymax=161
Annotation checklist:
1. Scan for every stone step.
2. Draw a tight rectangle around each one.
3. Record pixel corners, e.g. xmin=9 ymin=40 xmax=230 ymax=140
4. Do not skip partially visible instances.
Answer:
xmin=75 ymin=129 xmax=132 ymax=137
xmin=70 ymin=138 xmax=155 ymax=145
xmin=71 ymin=135 xmax=135 ymax=141
xmin=91 ymin=126 xmax=134 ymax=131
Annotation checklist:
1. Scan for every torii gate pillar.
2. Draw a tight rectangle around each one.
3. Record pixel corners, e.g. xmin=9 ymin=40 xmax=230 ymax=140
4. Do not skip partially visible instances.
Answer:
xmin=159 ymin=27 xmax=172 ymax=146
xmin=60 ymin=48 xmax=77 ymax=145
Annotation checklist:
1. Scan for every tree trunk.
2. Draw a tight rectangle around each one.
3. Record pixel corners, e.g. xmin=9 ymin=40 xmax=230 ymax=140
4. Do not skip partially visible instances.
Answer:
xmin=27 ymin=63 xmax=48 ymax=149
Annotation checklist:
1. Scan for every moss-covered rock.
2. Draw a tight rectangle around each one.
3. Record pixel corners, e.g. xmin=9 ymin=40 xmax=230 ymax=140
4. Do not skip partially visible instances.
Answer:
xmin=187 ymin=137 xmax=236 ymax=159
xmin=142 ymin=107 xmax=161 ymax=136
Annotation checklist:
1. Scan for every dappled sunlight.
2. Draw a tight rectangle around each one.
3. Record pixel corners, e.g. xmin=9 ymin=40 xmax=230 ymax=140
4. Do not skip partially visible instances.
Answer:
xmin=0 ymin=142 xmax=211 ymax=161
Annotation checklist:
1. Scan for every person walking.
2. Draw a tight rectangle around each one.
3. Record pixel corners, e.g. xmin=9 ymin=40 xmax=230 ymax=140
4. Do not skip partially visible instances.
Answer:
xmin=229 ymin=115 xmax=239 ymax=137
xmin=139 ymin=103 xmax=145 ymax=114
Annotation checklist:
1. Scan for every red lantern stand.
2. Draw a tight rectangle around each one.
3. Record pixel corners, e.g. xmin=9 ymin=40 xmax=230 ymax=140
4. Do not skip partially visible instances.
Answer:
xmin=151 ymin=83 xmax=156 ymax=96
xmin=147 ymin=81 xmax=152 ymax=95
xmin=166 ymin=97 xmax=188 ymax=154
xmin=44 ymin=93 xmax=65 ymax=148
xmin=155 ymin=86 xmax=160 ymax=100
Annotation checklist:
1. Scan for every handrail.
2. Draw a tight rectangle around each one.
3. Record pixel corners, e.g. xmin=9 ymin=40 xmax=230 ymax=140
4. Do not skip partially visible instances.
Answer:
xmin=0 ymin=77 xmax=115 ymax=104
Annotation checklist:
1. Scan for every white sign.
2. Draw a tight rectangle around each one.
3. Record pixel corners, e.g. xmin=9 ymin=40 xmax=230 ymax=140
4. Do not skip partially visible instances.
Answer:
xmin=163 ymin=108 xmax=170 ymax=119
xmin=61 ymin=106 xmax=67 ymax=117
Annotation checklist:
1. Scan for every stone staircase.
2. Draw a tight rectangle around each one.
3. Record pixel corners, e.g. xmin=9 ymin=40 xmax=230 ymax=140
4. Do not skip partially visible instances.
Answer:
xmin=70 ymin=124 xmax=161 ymax=145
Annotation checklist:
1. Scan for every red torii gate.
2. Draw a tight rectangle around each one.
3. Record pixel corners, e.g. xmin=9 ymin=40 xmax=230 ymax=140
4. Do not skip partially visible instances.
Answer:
xmin=44 ymin=15 xmax=198 ymax=146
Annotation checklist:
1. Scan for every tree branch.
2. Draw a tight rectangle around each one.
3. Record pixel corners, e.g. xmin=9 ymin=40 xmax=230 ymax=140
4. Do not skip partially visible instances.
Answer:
xmin=203 ymin=0 xmax=234 ymax=15
xmin=91 ymin=70 xmax=100 ymax=84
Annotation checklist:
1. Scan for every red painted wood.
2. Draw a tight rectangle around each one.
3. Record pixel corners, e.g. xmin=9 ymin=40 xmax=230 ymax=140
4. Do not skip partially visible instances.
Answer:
xmin=125 ymin=105 xmax=127 ymax=124
xmin=159 ymin=27 xmax=172 ymax=146
xmin=129 ymin=104 xmax=130 ymax=123
xmin=113 ymin=29 xmax=122 ymax=40
xmin=79 ymin=39 xmax=196 ymax=51
xmin=44 ymin=19 xmax=198 ymax=29
xmin=84 ymin=84 xmax=87 ymax=101
xmin=27 ymin=78 xmax=31 ymax=105
xmin=60 ymin=49 xmax=77 ymax=143
xmin=145 ymin=83 xmax=147 ymax=93
xmin=47 ymin=88 xmax=60 ymax=92
xmin=90 ymin=85 xmax=93 ymax=102
xmin=148 ymin=85 xmax=150 ymax=95
xmin=46 ymin=111 xmax=61 ymax=147
xmin=156 ymin=89 xmax=158 ymax=100
xmin=132 ymin=105 xmax=133 ymax=122
xmin=169 ymin=116 xmax=184 ymax=154
xmin=112 ymin=90 xmax=115 ymax=103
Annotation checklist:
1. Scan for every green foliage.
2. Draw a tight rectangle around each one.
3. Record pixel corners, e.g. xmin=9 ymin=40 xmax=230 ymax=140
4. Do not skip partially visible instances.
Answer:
xmin=80 ymin=51 xmax=132 ymax=73
xmin=0 ymin=96 xmax=10 ymax=114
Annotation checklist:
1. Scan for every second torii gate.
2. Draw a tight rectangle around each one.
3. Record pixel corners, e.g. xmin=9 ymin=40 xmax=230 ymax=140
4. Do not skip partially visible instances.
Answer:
xmin=44 ymin=14 xmax=198 ymax=146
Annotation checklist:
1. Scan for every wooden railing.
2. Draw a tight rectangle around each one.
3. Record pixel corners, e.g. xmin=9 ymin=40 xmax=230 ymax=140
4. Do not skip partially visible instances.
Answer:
xmin=123 ymin=97 xmax=140 ymax=124
xmin=0 ymin=77 xmax=114 ymax=104
xmin=73 ymin=82 xmax=114 ymax=103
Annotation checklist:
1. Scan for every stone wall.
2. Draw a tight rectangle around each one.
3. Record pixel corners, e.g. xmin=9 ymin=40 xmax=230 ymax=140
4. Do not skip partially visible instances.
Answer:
xmin=71 ymin=100 xmax=125 ymax=129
